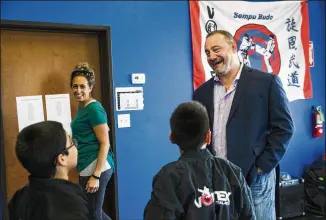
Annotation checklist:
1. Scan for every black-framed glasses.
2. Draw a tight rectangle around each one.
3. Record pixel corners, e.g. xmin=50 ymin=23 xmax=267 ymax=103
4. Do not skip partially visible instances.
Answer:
xmin=65 ymin=138 xmax=78 ymax=152
xmin=53 ymin=139 xmax=78 ymax=166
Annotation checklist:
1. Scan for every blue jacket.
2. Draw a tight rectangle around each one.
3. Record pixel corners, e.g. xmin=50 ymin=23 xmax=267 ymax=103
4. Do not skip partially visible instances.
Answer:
xmin=193 ymin=66 xmax=294 ymax=185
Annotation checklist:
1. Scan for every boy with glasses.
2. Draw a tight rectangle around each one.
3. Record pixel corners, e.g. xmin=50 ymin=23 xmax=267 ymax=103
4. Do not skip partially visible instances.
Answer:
xmin=8 ymin=121 xmax=90 ymax=220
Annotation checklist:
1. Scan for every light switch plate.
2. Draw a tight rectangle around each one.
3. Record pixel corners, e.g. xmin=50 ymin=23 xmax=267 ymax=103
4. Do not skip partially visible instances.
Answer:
xmin=117 ymin=114 xmax=131 ymax=128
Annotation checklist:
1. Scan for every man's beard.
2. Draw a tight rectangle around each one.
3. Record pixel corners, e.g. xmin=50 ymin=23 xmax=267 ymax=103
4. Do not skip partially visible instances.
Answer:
xmin=214 ymin=61 xmax=229 ymax=76
xmin=216 ymin=54 xmax=236 ymax=76
xmin=215 ymin=67 xmax=228 ymax=76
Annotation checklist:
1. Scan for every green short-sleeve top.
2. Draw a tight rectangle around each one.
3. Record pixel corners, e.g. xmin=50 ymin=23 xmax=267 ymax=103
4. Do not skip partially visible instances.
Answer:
xmin=71 ymin=101 xmax=113 ymax=172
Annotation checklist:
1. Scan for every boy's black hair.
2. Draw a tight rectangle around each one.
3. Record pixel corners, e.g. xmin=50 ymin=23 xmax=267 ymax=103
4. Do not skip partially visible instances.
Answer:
xmin=15 ymin=121 xmax=67 ymax=178
xmin=170 ymin=101 xmax=209 ymax=151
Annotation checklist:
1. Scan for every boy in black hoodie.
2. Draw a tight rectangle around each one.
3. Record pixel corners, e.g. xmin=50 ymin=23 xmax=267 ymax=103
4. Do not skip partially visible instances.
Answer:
xmin=144 ymin=101 xmax=256 ymax=220
xmin=8 ymin=121 xmax=90 ymax=220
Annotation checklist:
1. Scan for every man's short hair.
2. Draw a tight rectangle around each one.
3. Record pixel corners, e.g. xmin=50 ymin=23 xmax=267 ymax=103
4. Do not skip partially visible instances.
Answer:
xmin=170 ymin=101 xmax=209 ymax=151
xmin=206 ymin=30 xmax=235 ymax=45
xmin=16 ymin=121 xmax=67 ymax=178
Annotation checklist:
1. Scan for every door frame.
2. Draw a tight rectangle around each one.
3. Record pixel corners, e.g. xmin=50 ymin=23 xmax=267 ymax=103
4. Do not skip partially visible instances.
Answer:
xmin=0 ymin=20 xmax=119 ymax=220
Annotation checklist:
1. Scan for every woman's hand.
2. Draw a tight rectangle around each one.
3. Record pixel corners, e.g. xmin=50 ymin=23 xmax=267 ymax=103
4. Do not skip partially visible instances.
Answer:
xmin=85 ymin=176 xmax=100 ymax=193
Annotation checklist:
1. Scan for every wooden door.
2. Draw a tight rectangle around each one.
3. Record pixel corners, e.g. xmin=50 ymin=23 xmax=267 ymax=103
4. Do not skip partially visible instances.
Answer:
xmin=1 ymin=29 xmax=105 ymax=203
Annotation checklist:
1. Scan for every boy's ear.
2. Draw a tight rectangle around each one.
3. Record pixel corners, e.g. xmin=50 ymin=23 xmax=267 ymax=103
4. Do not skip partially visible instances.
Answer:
xmin=169 ymin=132 xmax=175 ymax=144
xmin=56 ymin=153 xmax=68 ymax=167
xmin=205 ymin=130 xmax=211 ymax=145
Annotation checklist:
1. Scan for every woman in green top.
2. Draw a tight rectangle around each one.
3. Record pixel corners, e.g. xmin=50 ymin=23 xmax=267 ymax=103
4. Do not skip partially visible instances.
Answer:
xmin=70 ymin=62 xmax=114 ymax=220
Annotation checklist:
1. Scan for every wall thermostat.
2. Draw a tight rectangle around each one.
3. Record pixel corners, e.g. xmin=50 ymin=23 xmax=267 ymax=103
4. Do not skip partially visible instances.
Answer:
xmin=131 ymin=73 xmax=146 ymax=84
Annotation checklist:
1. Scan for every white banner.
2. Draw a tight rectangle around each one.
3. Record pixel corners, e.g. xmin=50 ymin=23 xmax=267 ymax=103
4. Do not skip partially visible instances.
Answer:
xmin=190 ymin=0 xmax=312 ymax=101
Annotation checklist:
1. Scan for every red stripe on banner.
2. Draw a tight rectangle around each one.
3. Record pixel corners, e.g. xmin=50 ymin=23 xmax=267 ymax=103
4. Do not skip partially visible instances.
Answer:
xmin=189 ymin=1 xmax=205 ymax=91
xmin=301 ymin=1 xmax=313 ymax=99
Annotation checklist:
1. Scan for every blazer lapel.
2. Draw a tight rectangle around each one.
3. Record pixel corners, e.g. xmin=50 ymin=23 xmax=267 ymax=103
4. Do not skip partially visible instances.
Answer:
xmin=227 ymin=66 xmax=252 ymax=124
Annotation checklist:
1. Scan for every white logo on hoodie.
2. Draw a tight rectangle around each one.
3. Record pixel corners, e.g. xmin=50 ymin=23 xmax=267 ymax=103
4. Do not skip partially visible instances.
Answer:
xmin=194 ymin=186 xmax=231 ymax=208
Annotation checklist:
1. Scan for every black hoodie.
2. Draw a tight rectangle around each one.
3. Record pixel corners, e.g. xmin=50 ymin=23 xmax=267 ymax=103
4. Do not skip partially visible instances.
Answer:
xmin=144 ymin=149 xmax=256 ymax=220
xmin=8 ymin=176 xmax=90 ymax=220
